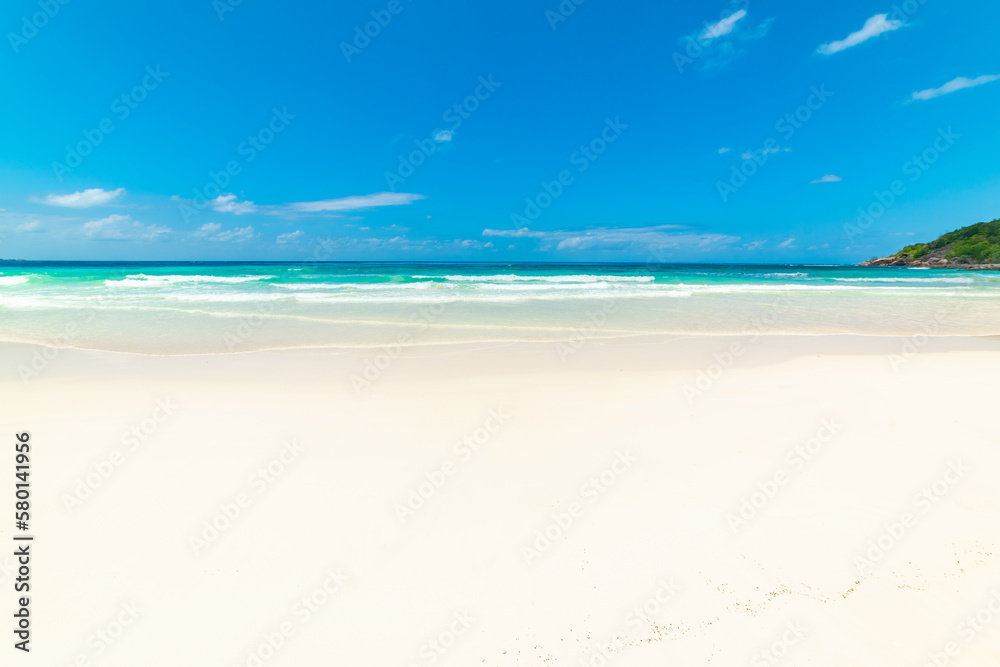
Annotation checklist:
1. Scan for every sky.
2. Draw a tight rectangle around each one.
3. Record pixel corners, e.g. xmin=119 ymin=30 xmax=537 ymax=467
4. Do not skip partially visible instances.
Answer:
xmin=1 ymin=0 xmax=998 ymax=262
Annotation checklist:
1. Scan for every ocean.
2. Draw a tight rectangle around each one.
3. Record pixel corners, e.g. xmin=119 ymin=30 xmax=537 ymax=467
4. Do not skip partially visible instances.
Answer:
xmin=1 ymin=261 xmax=998 ymax=354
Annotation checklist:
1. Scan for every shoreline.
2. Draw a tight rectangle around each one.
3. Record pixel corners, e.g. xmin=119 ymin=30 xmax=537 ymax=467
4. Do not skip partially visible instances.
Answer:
xmin=5 ymin=263 xmax=1000 ymax=356
xmin=2 ymin=331 xmax=999 ymax=359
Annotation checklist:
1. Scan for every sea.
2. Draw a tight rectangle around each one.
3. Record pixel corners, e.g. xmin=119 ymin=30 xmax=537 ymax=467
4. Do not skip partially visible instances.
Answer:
xmin=0 ymin=261 xmax=998 ymax=354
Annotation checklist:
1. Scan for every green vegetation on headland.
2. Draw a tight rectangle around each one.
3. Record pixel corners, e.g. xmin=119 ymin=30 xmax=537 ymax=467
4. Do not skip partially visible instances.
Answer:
xmin=862 ymin=218 xmax=1000 ymax=268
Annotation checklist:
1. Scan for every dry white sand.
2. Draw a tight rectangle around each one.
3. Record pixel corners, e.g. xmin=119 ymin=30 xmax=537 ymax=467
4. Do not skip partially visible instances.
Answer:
xmin=2 ymin=335 xmax=999 ymax=665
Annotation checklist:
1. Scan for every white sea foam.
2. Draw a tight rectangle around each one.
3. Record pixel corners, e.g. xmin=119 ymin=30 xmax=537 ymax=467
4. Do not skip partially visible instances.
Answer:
xmin=0 ymin=295 xmax=48 ymax=307
xmin=106 ymin=274 xmax=276 ymax=286
xmin=0 ymin=275 xmax=30 ymax=286
xmin=285 ymin=291 xmax=678 ymax=304
xmin=274 ymin=282 xmax=446 ymax=290
xmin=674 ymin=283 xmax=934 ymax=294
xmin=832 ymin=277 xmax=975 ymax=284
xmin=279 ymin=280 xmax=663 ymax=294
xmin=165 ymin=293 xmax=289 ymax=302
xmin=276 ymin=280 xmax=657 ymax=292
xmin=477 ymin=282 xmax=615 ymax=291
xmin=436 ymin=274 xmax=655 ymax=283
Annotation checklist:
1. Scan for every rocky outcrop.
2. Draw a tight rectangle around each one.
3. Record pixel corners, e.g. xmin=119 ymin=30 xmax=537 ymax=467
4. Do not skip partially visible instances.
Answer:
xmin=861 ymin=247 xmax=1000 ymax=270
xmin=861 ymin=218 xmax=1000 ymax=269
xmin=861 ymin=256 xmax=909 ymax=267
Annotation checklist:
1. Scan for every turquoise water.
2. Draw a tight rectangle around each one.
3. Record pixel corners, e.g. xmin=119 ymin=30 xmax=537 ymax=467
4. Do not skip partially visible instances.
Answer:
xmin=1 ymin=261 xmax=998 ymax=353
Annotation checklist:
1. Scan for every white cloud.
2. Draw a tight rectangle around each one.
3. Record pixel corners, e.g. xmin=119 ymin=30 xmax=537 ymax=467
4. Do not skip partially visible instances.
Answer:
xmin=215 ymin=226 xmax=258 ymax=242
xmin=281 ymin=225 xmax=729 ymax=257
xmin=307 ymin=234 xmax=490 ymax=254
xmin=433 ymin=129 xmax=453 ymax=142
xmin=810 ymin=174 xmax=843 ymax=183
xmin=742 ymin=147 xmax=790 ymax=160
xmin=37 ymin=188 xmax=125 ymax=208
xmin=178 ymin=191 xmax=427 ymax=218
xmin=211 ymin=194 xmax=258 ymax=214
xmin=82 ymin=214 xmax=170 ymax=241
xmin=484 ymin=224 xmax=738 ymax=253
xmin=682 ymin=6 xmax=773 ymax=72
xmin=289 ymin=192 xmax=426 ymax=213
xmin=194 ymin=223 xmax=221 ymax=235
xmin=701 ymin=9 xmax=747 ymax=41
xmin=190 ymin=222 xmax=257 ymax=242
xmin=817 ymin=14 xmax=904 ymax=55
xmin=16 ymin=220 xmax=42 ymax=232
xmin=777 ymin=237 xmax=796 ymax=249
xmin=718 ymin=147 xmax=730 ymax=154
xmin=276 ymin=230 xmax=304 ymax=244
xmin=909 ymin=75 xmax=1000 ymax=102
xmin=741 ymin=16 xmax=774 ymax=41
xmin=482 ymin=228 xmax=546 ymax=238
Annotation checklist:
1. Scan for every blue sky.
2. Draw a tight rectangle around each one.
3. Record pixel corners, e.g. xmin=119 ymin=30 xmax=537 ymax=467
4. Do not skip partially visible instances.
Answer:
xmin=1 ymin=0 xmax=998 ymax=262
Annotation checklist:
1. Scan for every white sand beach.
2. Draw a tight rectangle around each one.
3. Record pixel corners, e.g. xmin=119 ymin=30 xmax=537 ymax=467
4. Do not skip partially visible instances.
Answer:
xmin=4 ymin=334 xmax=999 ymax=665
xmin=6 ymin=0 xmax=1000 ymax=662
